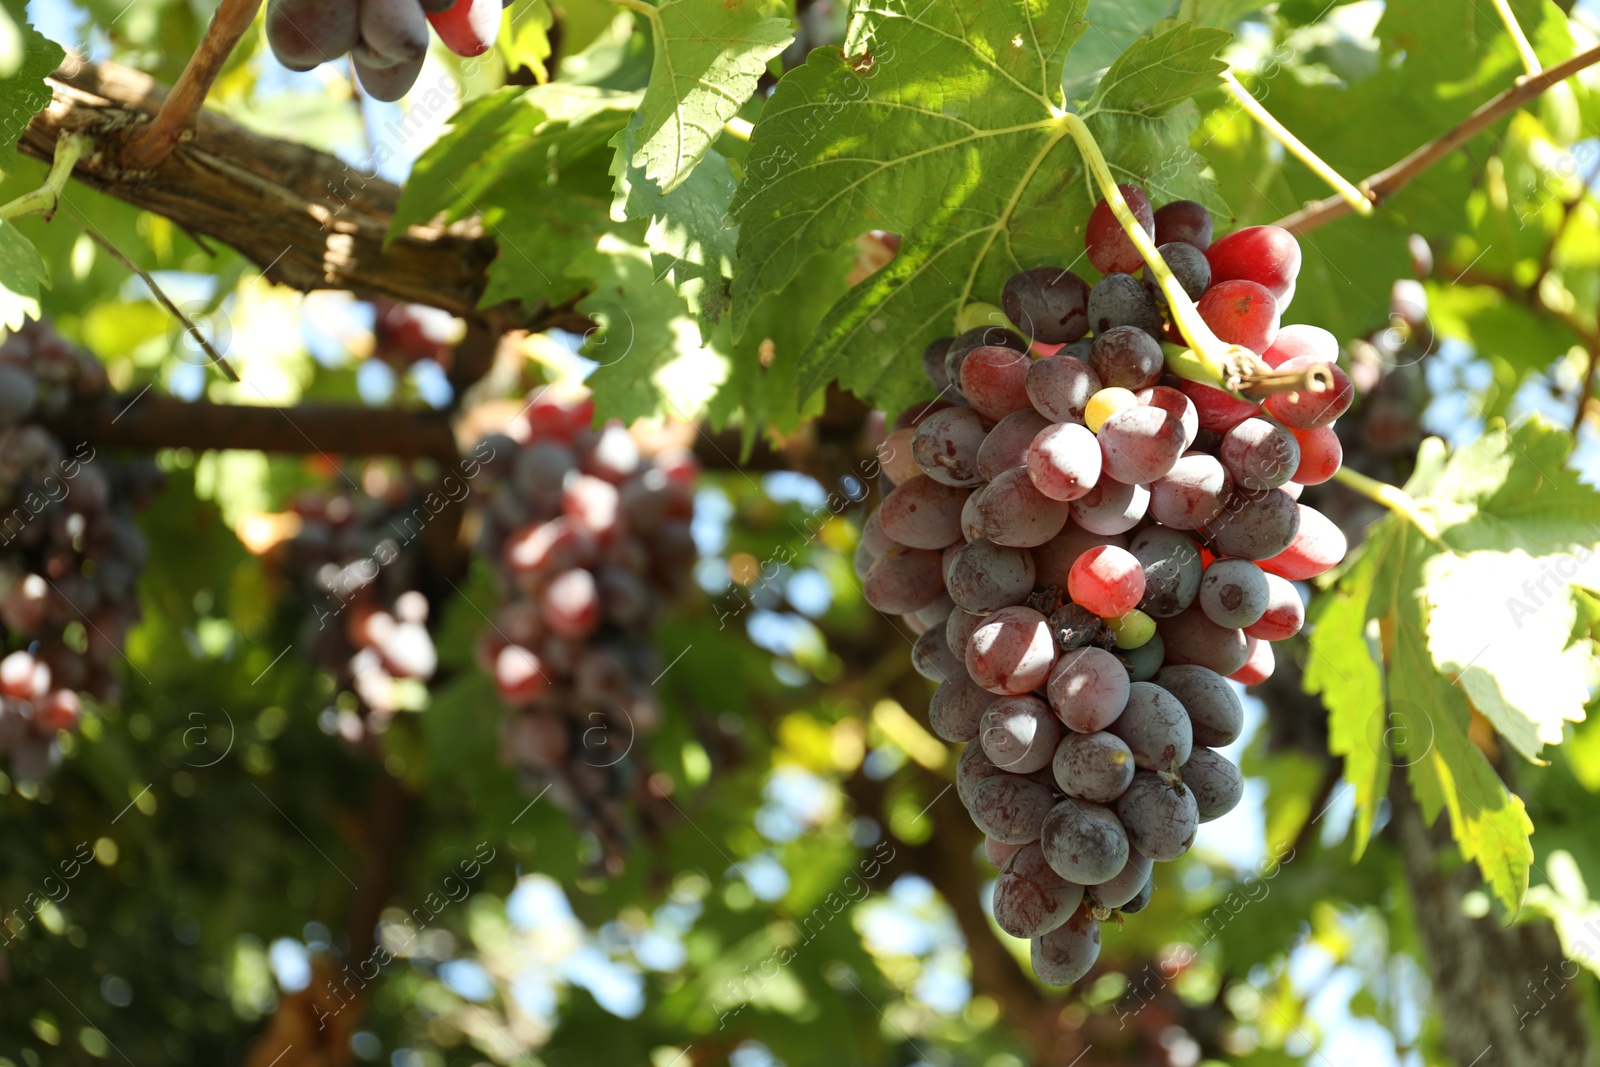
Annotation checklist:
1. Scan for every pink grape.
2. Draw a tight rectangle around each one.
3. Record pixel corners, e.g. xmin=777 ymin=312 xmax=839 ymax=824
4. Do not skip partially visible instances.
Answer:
xmin=974 ymin=468 xmax=1071 ymax=547
xmin=928 ymin=676 xmax=992 ymax=742
xmin=1087 ymin=849 xmax=1153 ymax=909
xmin=1138 ymin=385 xmax=1198 ymax=448
xmin=946 ymin=539 xmax=1036 ymax=614
xmin=967 ymin=773 xmax=1056 ymax=844
xmin=1149 ymin=452 xmax=1231 ymax=530
xmin=1291 ymin=425 xmax=1342 ymax=485
xmin=1052 ymin=730 xmax=1135 ymax=803
xmin=541 ymin=569 xmax=601 ymax=640
xmin=1182 ymin=747 xmax=1244 ymax=822
xmin=913 ymin=624 xmax=963 ymax=683
xmin=1032 ymin=905 xmax=1102 ymax=986
xmin=1033 ymin=526 xmax=1127 ymax=590
xmin=1114 ymin=771 xmax=1198 ymax=861
xmin=1026 ymin=350 xmax=1101 ymax=424
xmin=1220 ymin=417 xmax=1300 ymax=491
xmin=1157 ymin=606 xmax=1249 ymax=675
xmin=958 ymin=738 xmax=1006 ymax=806
xmin=1198 ymin=279 xmax=1279 ymax=354
xmin=1089 ymin=326 xmax=1164 ymax=391
xmin=966 ymin=606 xmax=1057 ymax=695
xmin=1106 ymin=681 xmax=1192 ymax=772
xmin=960 ymin=346 xmax=1034 ymax=420
xmin=1206 ymin=487 xmax=1301 ymax=560
xmin=427 ymin=0 xmax=503 ymax=57
xmin=1199 ymin=558 xmax=1270 ymax=628
xmin=1263 ymin=356 xmax=1355 ymax=429
xmin=1258 ymin=504 xmax=1346 ymax=579
xmin=1047 ymin=647 xmax=1129 ymax=732
xmin=1154 ymin=664 xmax=1242 ymax=748
xmin=1205 ymin=225 xmax=1302 ymax=299
xmin=985 ymin=837 xmax=1025 ymax=868
xmin=1129 ymin=527 xmax=1202 ymax=617
xmin=1153 ymin=200 xmax=1213 ymax=250
xmin=978 ymin=409 xmax=1051 ymax=481
xmin=1245 ymin=572 xmax=1305 ymax=641
xmin=1041 ymin=797 xmax=1129 ymax=885
xmin=1231 ymin=636 xmax=1276 ymax=685
xmin=982 ymin=694 xmax=1063 ymax=773
xmin=1177 ymin=379 xmax=1261 ymax=434
xmin=1085 ymin=184 xmax=1155 ymax=275
xmin=947 ymin=607 xmax=983 ymax=660
xmin=864 ymin=545 xmax=945 ymax=613
xmin=861 ymin=506 xmax=896 ymax=556
xmin=1263 ymin=323 xmax=1338 ymax=369
xmin=1067 ymin=545 xmax=1145 ymax=617
xmin=879 ymin=476 xmax=969 ymax=549
xmin=1069 ymin=478 xmax=1149 ymax=536
xmin=923 ymin=338 xmax=955 ymax=391
xmin=1096 ymin=406 xmax=1186 ymax=485
xmin=879 ymin=426 xmax=921 ymax=485
xmin=994 ymin=844 xmax=1085 ymax=938
xmin=912 ymin=406 xmax=989 ymax=487
xmin=1026 ymin=422 xmax=1102 ymax=502
xmin=266 ymin=0 xmax=359 ymax=70
xmin=359 ymin=0 xmax=429 ymax=61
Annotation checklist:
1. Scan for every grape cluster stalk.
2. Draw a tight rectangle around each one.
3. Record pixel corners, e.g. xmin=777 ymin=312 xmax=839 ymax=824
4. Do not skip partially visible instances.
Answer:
xmin=861 ymin=190 xmax=1352 ymax=985
xmin=0 ymin=321 xmax=162 ymax=781
xmin=472 ymin=389 xmax=698 ymax=873
xmin=265 ymin=0 xmax=507 ymax=101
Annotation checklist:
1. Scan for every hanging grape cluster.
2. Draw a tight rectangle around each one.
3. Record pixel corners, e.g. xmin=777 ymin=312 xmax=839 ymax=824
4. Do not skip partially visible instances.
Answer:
xmin=860 ymin=189 xmax=1352 ymax=985
xmin=473 ymin=389 xmax=698 ymax=872
xmin=279 ymin=474 xmax=439 ymax=741
xmin=0 ymin=321 xmax=161 ymax=780
xmin=265 ymin=0 xmax=505 ymax=101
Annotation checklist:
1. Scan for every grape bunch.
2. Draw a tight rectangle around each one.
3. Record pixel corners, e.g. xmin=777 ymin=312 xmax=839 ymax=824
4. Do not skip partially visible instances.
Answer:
xmin=862 ymin=189 xmax=1352 ymax=986
xmin=473 ymin=389 xmax=697 ymax=873
xmin=265 ymin=0 xmax=507 ymax=102
xmin=279 ymin=475 xmax=439 ymax=740
xmin=0 ymin=321 xmax=161 ymax=780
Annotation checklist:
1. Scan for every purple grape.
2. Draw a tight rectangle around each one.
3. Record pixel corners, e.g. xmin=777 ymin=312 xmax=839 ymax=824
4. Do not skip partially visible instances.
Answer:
xmin=1220 ymin=417 xmax=1301 ymax=491
xmin=994 ymin=843 xmax=1085 ymax=938
xmin=928 ymin=676 xmax=992 ymax=742
xmin=973 ymin=468 xmax=1071 ymax=548
xmin=1182 ymin=747 xmax=1244 ymax=822
xmin=1052 ymin=730 xmax=1135 ymax=803
xmin=1205 ymin=487 xmax=1300 ymax=560
xmin=1106 ymin=681 xmax=1192 ymax=773
xmin=1068 ymin=478 xmax=1148 ymax=536
xmin=1198 ymin=557 xmax=1270 ymax=628
xmin=1032 ymin=905 xmax=1101 ymax=986
xmin=878 ymin=476 xmax=969 ymax=549
xmin=981 ymin=694 xmax=1062 ymax=773
xmin=1002 ymin=267 xmax=1091 ymax=344
xmin=1114 ymin=771 xmax=1198 ymax=861
xmin=978 ymin=409 xmax=1051 ymax=481
xmin=1087 ymin=273 xmax=1162 ymax=338
xmin=1156 ymin=606 xmax=1249 ymax=675
xmin=1089 ymin=326 xmax=1164 ymax=391
xmin=945 ymin=539 xmax=1036 ymax=614
xmin=1149 ymin=241 xmax=1211 ymax=299
xmin=1026 ymin=350 xmax=1102 ymax=424
xmin=912 ymin=407 xmax=989 ymax=487
xmin=1086 ymin=849 xmax=1152 ymax=910
xmin=1149 ymin=451 xmax=1231 ymax=530
xmin=1040 ymin=797 xmax=1129 ymax=884
xmin=1096 ymin=406 xmax=1186 ymax=485
xmin=967 ymin=773 xmax=1056 ymax=844
xmin=1155 ymin=663 xmax=1243 ymax=746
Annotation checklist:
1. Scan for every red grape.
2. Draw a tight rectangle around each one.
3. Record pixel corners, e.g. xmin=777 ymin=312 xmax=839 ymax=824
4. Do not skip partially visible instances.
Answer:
xmin=1205 ymin=225 xmax=1302 ymax=299
xmin=1085 ymin=184 xmax=1155 ymax=275
xmin=1067 ymin=545 xmax=1145 ymax=617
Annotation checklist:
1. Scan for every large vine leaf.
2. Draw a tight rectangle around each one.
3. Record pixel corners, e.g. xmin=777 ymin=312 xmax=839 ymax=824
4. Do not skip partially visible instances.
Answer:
xmin=0 ymin=15 xmax=61 ymax=176
xmin=729 ymin=5 xmax=1229 ymax=414
xmin=623 ymin=0 xmax=792 ymax=193
xmin=1307 ymin=418 xmax=1600 ymax=913
xmin=609 ymin=113 xmax=738 ymax=340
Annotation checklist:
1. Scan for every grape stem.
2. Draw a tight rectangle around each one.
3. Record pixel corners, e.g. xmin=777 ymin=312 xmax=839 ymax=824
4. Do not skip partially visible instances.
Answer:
xmin=1219 ymin=71 xmax=1374 ymax=218
xmin=0 ymin=134 xmax=88 ymax=223
xmin=723 ymin=117 xmax=753 ymax=143
xmin=1491 ymin=0 xmax=1543 ymax=78
xmin=122 ymin=0 xmax=263 ymax=169
xmin=1059 ymin=112 xmax=1282 ymax=398
xmin=1332 ymin=466 xmax=1442 ymax=544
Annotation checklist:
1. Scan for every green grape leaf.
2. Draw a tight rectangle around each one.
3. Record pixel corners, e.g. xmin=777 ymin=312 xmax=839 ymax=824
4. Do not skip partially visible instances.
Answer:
xmin=0 ymin=217 xmax=46 ymax=328
xmin=625 ymin=0 xmax=792 ymax=193
xmin=0 ymin=15 xmax=60 ymax=176
xmin=1060 ymin=0 xmax=1176 ymax=102
xmin=730 ymin=7 xmax=1229 ymax=414
xmin=576 ymin=233 xmax=727 ymax=424
xmin=1307 ymin=419 xmax=1600 ymax=912
xmin=1304 ymin=525 xmax=1393 ymax=860
xmin=391 ymin=85 xmax=641 ymax=312
xmin=1083 ymin=22 xmax=1230 ymax=117
xmin=609 ymin=114 xmax=738 ymax=340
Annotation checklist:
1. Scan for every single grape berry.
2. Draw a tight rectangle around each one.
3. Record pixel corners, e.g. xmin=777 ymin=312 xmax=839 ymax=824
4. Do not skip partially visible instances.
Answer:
xmin=1089 ymin=326 xmax=1165 ymax=391
xmin=1198 ymin=279 xmax=1279 ymax=354
xmin=1153 ymin=199 xmax=1213 ymax=249
xmin=1067 ymin=545 xmax=1145 ymax=618
xmin=1150 ymin=241 xmax=1211 ymax=300
xmin=1087 ymin=274 xmax=1162 ymax=338
xmin=1206 ymin=224 xmax=1302 ymax=300
xmin=1002 ymin=267 xmax=1091 ymax=344
xmin=1085 ymin=184 xmax=1155 ymax=275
